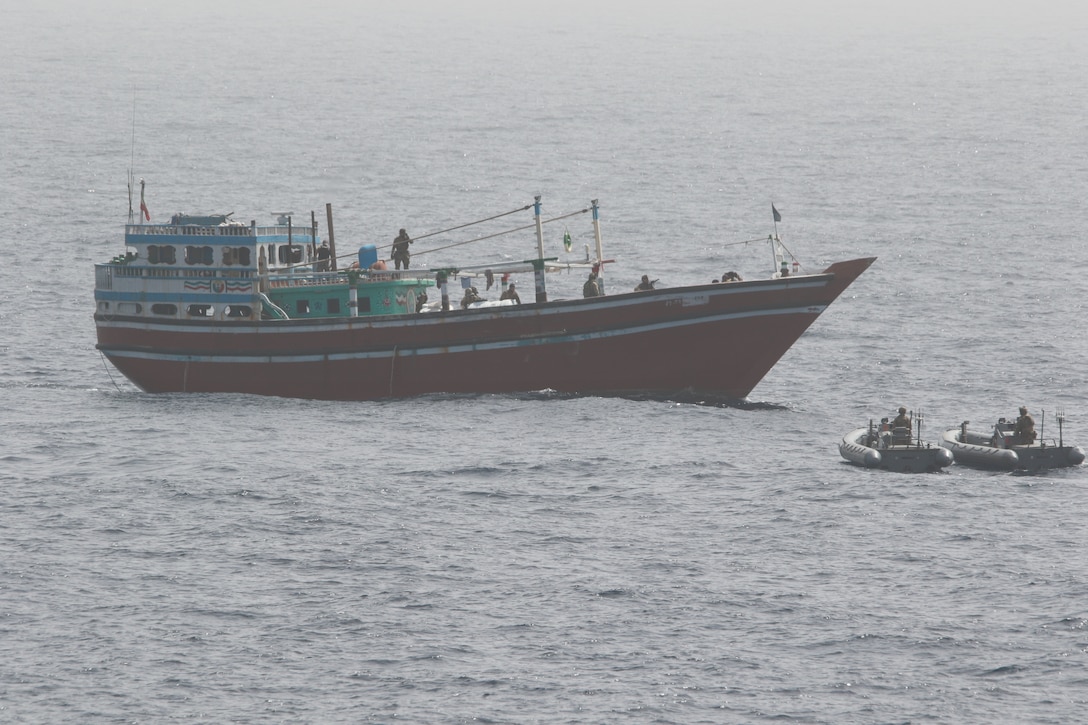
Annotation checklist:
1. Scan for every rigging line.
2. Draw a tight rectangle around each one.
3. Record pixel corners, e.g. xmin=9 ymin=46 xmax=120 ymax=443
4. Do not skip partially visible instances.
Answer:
xmin=410 ymin=203 xmax=534 ymax=241
xmin=416 ymin=222 xmax=538 ymax=256
xmin=128 ymin=89 xmax=137 ymax=221
xmin=722 ymin=236 xmax=772 ymax=248
xmin=388 ymin=345 xmax=398 ymax=396
xmin=129 ymin=90 xmax=137 ymax=173
xmin=543 ymin=207 xmax=591 ymax=224
xmin=777 ymin=239 xmax=801 ymax=264
xmin=321 ymin=205 xmax=591 ymax=264
xmin=414 ymin=207 xmax=590 ymax=258
xmin=321 ymin=203 xmax=534 ymax=266
xmin=99 ymin=351 xmax=123 ymax=393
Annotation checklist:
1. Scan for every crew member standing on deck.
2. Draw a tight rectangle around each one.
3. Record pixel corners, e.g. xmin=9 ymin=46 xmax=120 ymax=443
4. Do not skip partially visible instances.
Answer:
xmin=634 ymin=275 xmax=655 ymax=291
xmin=391 ymin=228 xmax=412 ymax=270
xmin=1014 ymin=406 xmax=1036 ymax=444
xmin=583 ymin=272 xmax=602 ymax=298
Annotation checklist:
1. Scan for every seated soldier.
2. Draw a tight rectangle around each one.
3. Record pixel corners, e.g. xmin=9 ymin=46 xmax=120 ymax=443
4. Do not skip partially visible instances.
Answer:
xmin=500 ymin=283 xmax=521 ymax=304
xmin=460 ymin=287 xmax=482 ymax=309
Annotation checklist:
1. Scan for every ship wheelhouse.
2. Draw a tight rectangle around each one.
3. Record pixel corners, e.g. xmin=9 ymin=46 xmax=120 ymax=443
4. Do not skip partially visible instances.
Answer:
xmin=94 ymin=213 xmax=316 ymax=322
xmin=94 ymin=212 xmax=432 ymax=322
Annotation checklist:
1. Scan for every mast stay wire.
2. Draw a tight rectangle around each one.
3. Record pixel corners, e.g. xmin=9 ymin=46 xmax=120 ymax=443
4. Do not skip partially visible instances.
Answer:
xmin=721 ymin=235 xmax=804 ymax=269
xmin=410 ymin=203 xmax=534 ymax=242
xmin=329 ymin=202 xmax=532 ymax=266
xmin=328 ymin=203 xmax=591 ymax=265
xmin=318 ymin=203 xmax=798 ymax=270
xmin=416 ymin=206 xmax=591 ymax=259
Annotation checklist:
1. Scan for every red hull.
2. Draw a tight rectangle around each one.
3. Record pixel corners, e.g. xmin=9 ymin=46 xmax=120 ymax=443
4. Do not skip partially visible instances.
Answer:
xmin=95 ymin=258 xmax=874 ymax=400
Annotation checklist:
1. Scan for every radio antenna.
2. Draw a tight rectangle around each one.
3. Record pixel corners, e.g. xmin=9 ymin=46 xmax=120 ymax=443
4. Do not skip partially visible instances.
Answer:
xmin=127 ymin=88 xmax=136 ymax=223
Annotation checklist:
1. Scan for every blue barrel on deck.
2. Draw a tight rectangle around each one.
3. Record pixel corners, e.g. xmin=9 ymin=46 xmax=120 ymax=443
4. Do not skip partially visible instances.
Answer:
xmin=358 ymin=244 xmax=378 ymax=269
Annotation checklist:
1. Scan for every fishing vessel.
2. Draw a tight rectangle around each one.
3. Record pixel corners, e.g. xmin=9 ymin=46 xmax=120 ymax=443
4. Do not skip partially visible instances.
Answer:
xmin=839 ymin=409 xmax=953 ymax=473
xmin=94 ymin=193 xmax=875 ymax=401
xmin=941 ymin=411 xmax=1085 ymax=472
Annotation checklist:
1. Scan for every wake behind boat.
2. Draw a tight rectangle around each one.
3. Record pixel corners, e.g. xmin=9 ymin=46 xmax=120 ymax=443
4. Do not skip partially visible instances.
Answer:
xmin=941 ymin=409 xmax=1085 ymax=472
xmin=94 ymin=193 xmax=875 ymax=401
xmin=840 ymin=408 xmax=953 ymax=473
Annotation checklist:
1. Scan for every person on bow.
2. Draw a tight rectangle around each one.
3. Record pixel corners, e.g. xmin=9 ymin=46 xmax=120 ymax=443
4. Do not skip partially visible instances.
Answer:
xmin=634 ymin=275 xmax=655 ymax=291
xmin=391 ymin=228 xmax=413 ymax=270
xmin=1014 ymin=406 xmax=1036 ymax=444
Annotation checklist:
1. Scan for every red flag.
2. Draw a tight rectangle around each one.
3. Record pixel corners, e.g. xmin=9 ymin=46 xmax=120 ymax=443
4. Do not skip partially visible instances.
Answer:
xmin=139 ymin=179 xmax=150 ymax=221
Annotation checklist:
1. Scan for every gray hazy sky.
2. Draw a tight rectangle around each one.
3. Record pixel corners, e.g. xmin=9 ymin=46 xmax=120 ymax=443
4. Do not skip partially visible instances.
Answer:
xmin=13 ymin=0 xmax=1088 ymax=37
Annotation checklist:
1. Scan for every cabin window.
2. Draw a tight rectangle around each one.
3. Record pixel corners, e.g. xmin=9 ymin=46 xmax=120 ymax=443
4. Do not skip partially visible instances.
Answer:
xmin=185 ymin=245 xmax=214 ymax=265
xmin=222 ymin=247 xmax=252 ymax=266
xmin=117 ymin=302 xmax=142 ymax=315
xmin=219 ymin=224 xmax=250 ymax=237
xmin=148 ymin=245 xmax=177 ymax=264
xmin=186 ymin=304 xmax=214 ymax=317
xmin=296 ymin=300 xmax=310 ymax=315
xmin=358 ymin=297 xmax=371 ymax=313
xmin=278 ymin=245 xmax=303 ymax=264
xmin=151 ymin=303 xmax=178 ymax=316
xmin=327 ymin=298 xmax=341 ymax=314
xmin=225 ymin=305 xmax=253 ymax=318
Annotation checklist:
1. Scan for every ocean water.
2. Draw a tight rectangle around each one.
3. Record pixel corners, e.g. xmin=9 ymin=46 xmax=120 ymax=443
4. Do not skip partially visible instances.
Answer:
xmin=2 ymin=2 xmax=1088 ymax=722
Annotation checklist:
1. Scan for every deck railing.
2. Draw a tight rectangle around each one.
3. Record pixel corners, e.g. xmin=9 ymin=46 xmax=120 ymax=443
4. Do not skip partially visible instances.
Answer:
xmin=125 ymin=224 xmax=316 ymax=241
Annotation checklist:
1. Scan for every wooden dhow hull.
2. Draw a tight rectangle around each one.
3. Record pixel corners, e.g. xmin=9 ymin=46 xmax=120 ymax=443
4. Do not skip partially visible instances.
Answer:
xmin=95 ymin=257 xmax=875 ymax=401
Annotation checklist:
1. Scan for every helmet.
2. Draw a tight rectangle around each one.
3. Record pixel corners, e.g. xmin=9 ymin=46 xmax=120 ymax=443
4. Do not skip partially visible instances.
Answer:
xmin=898 ymin=407 xmax=907 ymax=414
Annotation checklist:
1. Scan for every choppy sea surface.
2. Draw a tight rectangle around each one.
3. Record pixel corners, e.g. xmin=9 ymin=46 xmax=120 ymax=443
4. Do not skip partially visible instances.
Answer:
xmin=3 ymin=2 xmax=1088 ymax=722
